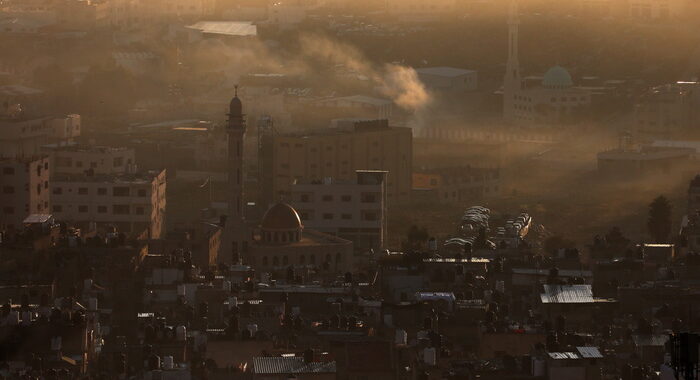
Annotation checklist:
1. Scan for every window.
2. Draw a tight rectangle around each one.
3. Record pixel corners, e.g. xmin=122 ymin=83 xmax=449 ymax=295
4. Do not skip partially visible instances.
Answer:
xmin=2 ymin=186 xmax=14 ymax=194
xmin=2 ymin=167 xmax=14 ymax=175
xmin=53 ymin=187 xmax=63 ymax=195
xmin=113 ymin=157 xmax=124 ymax=167
xmin=137 ymin=189 xmax=147 ymax=197
xmin=113 ymin=187 xmax=130 ymax=196
xmin=341 ymin=195 xmax=352 ymax=202
xmin=135 ymin=206 xmax=145 ymax=215
xmin=90 ymin=162 xmax=97 ymax=168
xmin=78 ymin=187 xmax=88 ymax=195
xmin=113 ymin=205 xmax=130 ymax=214
xmin=44 ymin=181 xmax=48 ymax=189
xmin=2 ymin=207 xmax=13 ymax=214
xmin=341 ymin=214 xmax=352 ymax=220
xmin=98 ymin=188 xmax=107 ymax=195
xmin=322 ymin=195 xmax=333 ymax=202
xmin=98 ymin=206 xmax=107 ymax=213
xmin=362 ymin=211 xmax=378 ymax=221
xmin=79 ymin=205 xmax=88 ymax=213
xmin=361 ymin=193 xmax=378 ymax=203
xmin=300 ymin=194 xmax=310 ymax=202
xmin=76 ymin=161 xmax=83 ymax=168
xmin=53 ymin=205 xmax=62 ymax=212
xmin=323 ymin=213 xmax=333 ymax=220
xmin=299 ymin=255 xmax=305 ymax=264
xmin=262 ymin=257 xmax=268 ymax=266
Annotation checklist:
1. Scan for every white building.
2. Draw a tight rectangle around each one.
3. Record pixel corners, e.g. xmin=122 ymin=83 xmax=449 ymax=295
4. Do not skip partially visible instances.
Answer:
xmin=42 ymin=144 xmax=137 ymax=176
xmin=289 ymin=170 xmax=387 ymax=252
xmin=50 ymin=169 xmax=166 ymax=238
xmin=502 ymin=0 xmax=591 ymax=125
xmin=314 ymin=95 xmax=393 ymax=120
xmin=0 ymin=110 xmax=80 ymax=159
xmin=416 ymin=67 xmax=478 ymax=92
xmin=386 ymin=0 xmax=457 ymax=22
xmin=0 ymin=156 xmax=50 ymax=231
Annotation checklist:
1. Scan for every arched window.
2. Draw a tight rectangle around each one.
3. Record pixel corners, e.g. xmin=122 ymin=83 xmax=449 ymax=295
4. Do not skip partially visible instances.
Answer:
xmin=273 ymin=233 xmax=278 ymax=243
xmin=273 ymin=256 xmax=279 ymax=266
xmin=262 ymin=257 xmax=268 ymax=266
xmin=300 ymin=255 xmax=305 ymax=264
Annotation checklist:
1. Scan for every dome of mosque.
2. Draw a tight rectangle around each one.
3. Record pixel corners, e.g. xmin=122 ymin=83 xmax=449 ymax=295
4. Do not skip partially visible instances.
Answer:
xmin=542 ymin=65 xmax=573 ymax=89
xmin=261 ymin=203 xmax=302 ymax=230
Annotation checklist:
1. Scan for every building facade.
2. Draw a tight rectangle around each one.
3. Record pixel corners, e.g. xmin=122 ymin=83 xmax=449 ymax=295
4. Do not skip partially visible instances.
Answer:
xmin=634 ymin=81 xmax=700 ymax=138
xmin=50 ymin=169 xmax=166 ymax=237
xmin=0 ymin=156 xmax=50 ymax=231
xmin=289 ymin=170 xmax=387 ymax=253
xmin=43 ymin=145 xmax=136 ymax=176
xmin=263 ymin=120 xmax=412 ymax=206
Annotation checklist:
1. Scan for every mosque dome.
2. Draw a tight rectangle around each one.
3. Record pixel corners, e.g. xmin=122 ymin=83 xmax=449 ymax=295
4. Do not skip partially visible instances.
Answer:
xmin=542 ymin=65 xmax=573 ymax=89
xmin=261 ymin=203 xmax=302 ymax=231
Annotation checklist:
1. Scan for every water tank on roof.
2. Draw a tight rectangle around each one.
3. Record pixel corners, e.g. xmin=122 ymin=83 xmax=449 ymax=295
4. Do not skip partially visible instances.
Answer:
xmin=395 ymin=329 xmax=407 ymax=346
xmin=423 ymin=347 xmax=437 ymax=366
xmin=163 ymin=356 xmax=174 ymax=370
xmin=175 ymin=326 xmax=186 ymax=341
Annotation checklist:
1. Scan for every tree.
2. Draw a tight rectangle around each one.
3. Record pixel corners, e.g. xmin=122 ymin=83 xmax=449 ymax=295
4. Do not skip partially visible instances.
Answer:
xmin=648 ymin=196 xmax=672 ymax=243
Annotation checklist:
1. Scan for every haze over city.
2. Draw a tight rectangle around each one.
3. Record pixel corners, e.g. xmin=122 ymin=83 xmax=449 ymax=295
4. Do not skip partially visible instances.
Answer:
xmin=1 ymin=0 xmax=700 ymax=379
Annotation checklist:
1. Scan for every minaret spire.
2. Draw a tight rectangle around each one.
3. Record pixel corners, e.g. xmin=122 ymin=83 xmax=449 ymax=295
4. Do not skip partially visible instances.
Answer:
xmin=503 ymin=0 xmax=521 ymax=121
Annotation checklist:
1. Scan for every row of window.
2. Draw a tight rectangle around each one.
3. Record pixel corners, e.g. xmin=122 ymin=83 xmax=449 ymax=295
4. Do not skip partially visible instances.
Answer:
xmin=52 ymin=186 xmax=148 ymax=197
xmin=3 ymin=201 xmax=48 ymax=215
xmin=260 ymin=253 xmax=343 ymax=267
xmin=55 ymin=157 xmax=129 ymax=169
xmin=52 ymin=204 xmax=145 ymax=215
xmin=298 ymin=193 xmax=379 ymax=203
xmin=299 ymin=211 xmax=378 ymax=221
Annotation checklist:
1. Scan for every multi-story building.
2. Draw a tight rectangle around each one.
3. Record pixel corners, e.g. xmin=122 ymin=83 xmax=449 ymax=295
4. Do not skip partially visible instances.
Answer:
xmin=0 ymin=156 xmax=50 ymax=231
xmin=289 ymin=170 xmax=387 ymax=253
xmin=412 ymin=167 xmax=501 ymax=204
xmin=634 ymin=81 xmax=700 ymax=138
xmin=261 ymin=119 xmax=412 ymax=206
xmin=50 ymin=169 xmax=166 ymax=238
xmin=0 ymin=109 xmax=80 ymax=158
xmin=42 ymin=144 xmax=136 ymax=176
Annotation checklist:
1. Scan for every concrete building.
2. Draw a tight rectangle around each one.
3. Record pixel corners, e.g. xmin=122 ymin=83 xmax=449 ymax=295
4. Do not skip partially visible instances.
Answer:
xmin=634 ymin=81 xmax=700 ymax=138
xmin=50 ymin=169 xmax=166 ymax=237
xmin=412 ymin=167 xmax=501 ymax=204
xmin=416 ymin=67 xmax=478 ymax=92
xmin=0 ymin=109 xmax=80 ymax=159
xmin=0 ymin=156 xmax=50 ymax=231
xmin=386 ymin=0 xmax=457 ymax=22
xmin=289 ymin=170 xmax=388 ymax=253
xmin=43 ymin=144 xmax=136 ymax=176
xmin=502 ymin=0 xmax=591 ymax=125
xmin=313 ymin=95 xmax=393 ymax=121
xmin=597 ymin=146 xmax=693 ymax=178
xmin=262 ymin=119 xmax=412 ymax=206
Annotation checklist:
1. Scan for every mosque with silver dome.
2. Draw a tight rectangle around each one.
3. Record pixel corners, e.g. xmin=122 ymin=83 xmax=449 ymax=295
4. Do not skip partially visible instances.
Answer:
xmin=502 ymin=0 xmax=592 ymax=125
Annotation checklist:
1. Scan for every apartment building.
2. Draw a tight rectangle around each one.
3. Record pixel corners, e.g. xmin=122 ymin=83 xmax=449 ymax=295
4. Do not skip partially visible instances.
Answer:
xmin=261 ymin=120 xmax=412 ymax=206
xmin=0 ymin=110 xmax=80 ymax=158
xmin=289 ymin=170 xmax=387 ymax=252
xmin=50 ymin=169 xmax=166 ymax=238
xmin=43 ymin=144 xmax=136 ymax=176
xmin=0 ymin=156 xmax=50 ymax=231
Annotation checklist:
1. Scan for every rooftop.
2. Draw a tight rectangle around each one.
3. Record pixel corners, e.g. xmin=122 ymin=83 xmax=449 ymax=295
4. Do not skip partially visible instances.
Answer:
xmin=416 ymin=66 xmax=476 ymax=77
xmin=253 ymin=357 xmax=335 ymax=374
xmin=186 ymin=21 xmax=257 ymax=37
xmin=540 ymin=284 xmax=594 ymax=304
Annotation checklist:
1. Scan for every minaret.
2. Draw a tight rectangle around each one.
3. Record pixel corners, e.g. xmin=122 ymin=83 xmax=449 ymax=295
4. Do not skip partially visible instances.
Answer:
xmin=223 ymin=86 xmax=247 ymax=264
xmin=503 ymin=0 xmax=521 ymax=121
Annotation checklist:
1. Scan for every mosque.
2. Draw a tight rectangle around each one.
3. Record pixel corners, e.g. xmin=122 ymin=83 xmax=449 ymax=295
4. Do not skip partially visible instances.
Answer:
xmin=502 ymin=0 xmax=591 ymax=125
xmin=218 ymin=92 xmax=353 ymax=274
